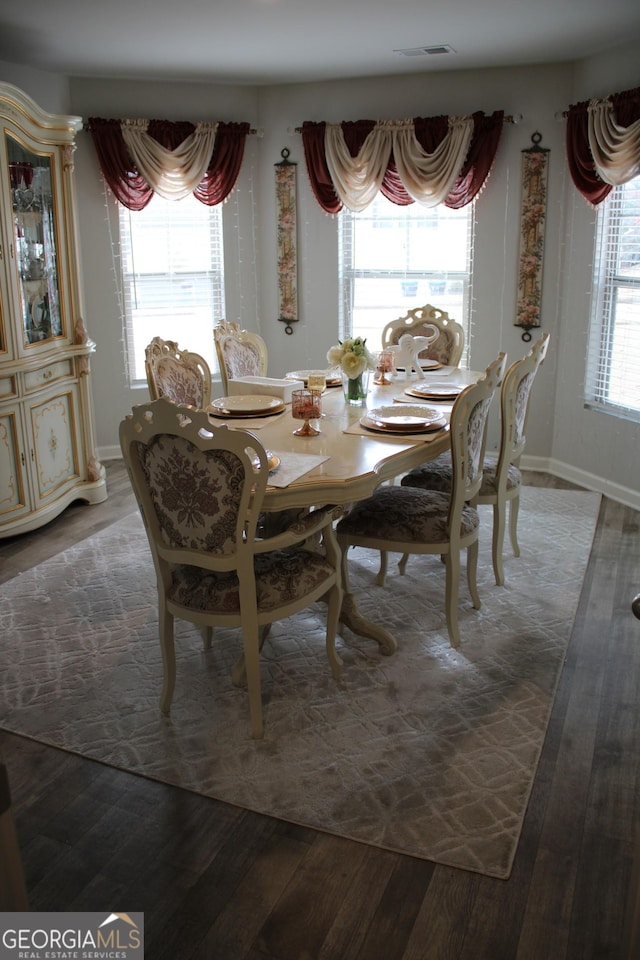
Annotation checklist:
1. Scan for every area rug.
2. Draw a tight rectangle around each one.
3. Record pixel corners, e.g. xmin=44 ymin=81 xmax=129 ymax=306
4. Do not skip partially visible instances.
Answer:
xmin=0 ymin=486 xmax=600 ymax=879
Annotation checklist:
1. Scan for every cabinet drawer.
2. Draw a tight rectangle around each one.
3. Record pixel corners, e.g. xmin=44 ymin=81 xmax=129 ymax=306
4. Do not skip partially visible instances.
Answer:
xmin=24 ymin=359 xmax=74 ymax=392
xmin=0 ymin=375 xmax=18 ymax=400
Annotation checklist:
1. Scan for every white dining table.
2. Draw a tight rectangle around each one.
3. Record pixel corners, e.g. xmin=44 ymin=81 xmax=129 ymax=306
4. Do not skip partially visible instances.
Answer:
xmin=211 ymin=368 xmax=481 ymax=654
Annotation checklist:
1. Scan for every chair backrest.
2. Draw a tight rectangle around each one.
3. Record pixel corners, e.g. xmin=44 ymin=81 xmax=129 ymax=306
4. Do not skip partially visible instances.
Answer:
xmin=145 ymin=337 xmax=212 ymax=409
xmin=448 ymin=352 xmax=506 ymax=522
xmin=214 ymin=320 xmax=268 ymax=395
xmin=381 ymin=304 xmax=465 ymax=366
xmin=120 ymin=397 xmax=268 ymax=586
xmin=494 ymin=332 xmax=550 ymax=487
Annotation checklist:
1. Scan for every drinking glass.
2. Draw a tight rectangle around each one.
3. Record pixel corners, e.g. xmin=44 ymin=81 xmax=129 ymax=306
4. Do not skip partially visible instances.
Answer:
xmin=306 ymin=371 xmax=327 ymax=393
xmin=292 ymin=389 xmax=322 ymax=436
xmin=373 ymin=349 xmax=395 ymax=385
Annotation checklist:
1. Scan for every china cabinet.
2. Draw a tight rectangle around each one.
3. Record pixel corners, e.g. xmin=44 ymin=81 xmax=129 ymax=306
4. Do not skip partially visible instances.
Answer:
xmin=0 ymin=82 xmax=106 ymax=537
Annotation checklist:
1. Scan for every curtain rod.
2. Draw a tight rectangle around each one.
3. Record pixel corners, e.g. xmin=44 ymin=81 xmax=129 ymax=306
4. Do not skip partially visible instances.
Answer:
xmin=82 ymin=121 xmax=261 ymax=135
xmin=293 ymin=114 xmax=522 ymax=134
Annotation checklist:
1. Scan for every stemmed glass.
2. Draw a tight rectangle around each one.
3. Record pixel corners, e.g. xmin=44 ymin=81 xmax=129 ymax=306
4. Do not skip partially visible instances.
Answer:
xmin=292 ymin=388 xmax=322 ymax=436
xmin=373 ymin=349 xmax=395 ymax=385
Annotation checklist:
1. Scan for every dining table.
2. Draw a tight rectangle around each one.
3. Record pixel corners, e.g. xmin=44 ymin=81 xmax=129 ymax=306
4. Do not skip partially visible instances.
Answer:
xmin=209 ymin=367 xmax=482 ymax=655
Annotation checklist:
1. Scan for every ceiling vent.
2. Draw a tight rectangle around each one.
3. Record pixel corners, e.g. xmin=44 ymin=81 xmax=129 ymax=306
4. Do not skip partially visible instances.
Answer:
xmin=394 ymin=45 xmax=456 ymax=57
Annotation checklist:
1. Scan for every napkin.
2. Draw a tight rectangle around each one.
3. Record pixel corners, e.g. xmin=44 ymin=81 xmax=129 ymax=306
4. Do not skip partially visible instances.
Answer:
xmin=228 ymin=376 xmax=303 ymax=402
xmin=265 ymin=451 xmax=330 ymax=487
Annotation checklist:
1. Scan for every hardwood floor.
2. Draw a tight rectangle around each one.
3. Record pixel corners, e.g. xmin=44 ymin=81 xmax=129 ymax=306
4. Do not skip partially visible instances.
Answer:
xmin=1 ymin=461 xmax=639 ymax=959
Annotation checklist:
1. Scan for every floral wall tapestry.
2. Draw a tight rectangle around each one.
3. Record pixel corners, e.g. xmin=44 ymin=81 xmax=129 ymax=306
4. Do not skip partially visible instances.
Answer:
xmin=516 ymin=132 xmax=549 ymax=341
xmin=275 ymin=148 xmax=298 ymax=334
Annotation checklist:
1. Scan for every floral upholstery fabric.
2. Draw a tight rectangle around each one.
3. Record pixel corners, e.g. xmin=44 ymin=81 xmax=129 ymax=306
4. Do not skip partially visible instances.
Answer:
xmin=389 ymin=322 xmax=454 ymax=365
xmin=404 ymin=452 xmax=522 ymax=496
xmin=514 ymin=372 xmax=534 ymax=445
xmin=221 ymin=338 xmax=262 ymax=380
xmin=155 ymin=357 xmax=206 ymax=407
xmin=336 ymin=486 xmax=479 ymax=544
xmin=135 ymin=435 xmax=245 ymax=554
xmin=168 ymin=548 xmax=335 ymax=614
xmin=479 ymin=455 xmax=521 ymax=495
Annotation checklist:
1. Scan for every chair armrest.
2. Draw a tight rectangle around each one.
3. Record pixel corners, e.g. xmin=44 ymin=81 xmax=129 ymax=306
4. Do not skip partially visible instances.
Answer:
xmin=254 ymin=505 xmax=343 ymax=552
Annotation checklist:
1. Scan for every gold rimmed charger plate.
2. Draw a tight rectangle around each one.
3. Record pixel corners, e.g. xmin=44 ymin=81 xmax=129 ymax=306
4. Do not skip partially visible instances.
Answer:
xmin=395 ymin=358 xmax=442 ymax=372
xmin=208 ymin=395 xmax=286 ymax=417
xmin=361 ymin=404 xmax=446 ymax=434
xmin=405 ymin=382 xmax=464 ymax=401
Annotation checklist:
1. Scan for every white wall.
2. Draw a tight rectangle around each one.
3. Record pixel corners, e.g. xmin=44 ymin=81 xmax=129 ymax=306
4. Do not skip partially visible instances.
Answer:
xmin=2 ymin=51 xmax=638 ymax=506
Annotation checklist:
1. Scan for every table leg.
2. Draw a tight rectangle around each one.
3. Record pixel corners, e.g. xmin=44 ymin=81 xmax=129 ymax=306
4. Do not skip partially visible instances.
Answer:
xmin=339 ymin=591 xmax=397 ymax=656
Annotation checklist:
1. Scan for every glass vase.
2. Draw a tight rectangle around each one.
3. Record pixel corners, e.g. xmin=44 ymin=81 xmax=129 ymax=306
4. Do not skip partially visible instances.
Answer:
xmin=341 ymin=369 xmax=370 ymax=406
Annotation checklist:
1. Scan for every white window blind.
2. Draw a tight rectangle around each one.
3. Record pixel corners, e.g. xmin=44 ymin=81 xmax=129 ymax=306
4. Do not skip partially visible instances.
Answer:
xmin=119 ymin=193 xmax=225 ymax=385
xmin=338 ymin=193 xmax=474 ymax=356
xmin=586 ymin=177 xmax=640 ymax=420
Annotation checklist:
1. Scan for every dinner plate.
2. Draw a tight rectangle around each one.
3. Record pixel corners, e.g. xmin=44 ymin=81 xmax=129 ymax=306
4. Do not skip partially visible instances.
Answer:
xmin=405 ymin=382 xmax=464 ymax=400
xmin=395 ymin=358 xmax=442 ymax=372
xmin=361 ymin=405 xmax=446 ymax=434
xmin=285 ymin=369 xmax=342 ymax=387
xmin=208 ymin=395 xmax=286 ymax=417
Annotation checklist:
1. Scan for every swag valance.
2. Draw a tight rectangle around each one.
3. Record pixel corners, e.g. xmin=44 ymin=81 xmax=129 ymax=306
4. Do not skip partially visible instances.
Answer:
xmin=566 ymin=86 xmax=640 ymax=205
xmin=88 ymin=117 xmax=252 ymax=210
xmin=301 ymin=110 xmax=504 ymax=214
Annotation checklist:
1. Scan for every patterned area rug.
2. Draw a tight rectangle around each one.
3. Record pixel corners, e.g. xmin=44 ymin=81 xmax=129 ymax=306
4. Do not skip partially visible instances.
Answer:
xmin=0 ymin=486 xmax=600 ymax=879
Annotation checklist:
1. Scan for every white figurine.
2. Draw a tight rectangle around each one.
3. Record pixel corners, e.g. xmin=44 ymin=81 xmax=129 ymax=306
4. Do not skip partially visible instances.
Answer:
xmin=390 ymin=328 xmax=438 ymax=379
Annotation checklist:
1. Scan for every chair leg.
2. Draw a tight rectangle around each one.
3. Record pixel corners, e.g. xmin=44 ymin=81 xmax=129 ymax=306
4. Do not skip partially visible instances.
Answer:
xmin=232 ymin=624 xmax=271 ymax=688
xmin=467 ymin=539 xmax=481 ymax=609
xmin=509 ymin=492 xmax=521 ymax=557
xmin=398 ymin=553 xmax=410 ymax=575
xmin=159 ymin=607 xmax=176 ymax=713
xmin=201 ymin=625 xmax=213 ymax=650
xmin=377 ymin=550 xmax=389 ymax=586
xmin=241 ymin=628 xmax=263 ymax=739
xmin=444 ymin=551 xmax=461 ymax=648
xmin=325 ymin=581 xmax=344 ymax=681
xmin=491 ymin=501 xmax=506 ymax=587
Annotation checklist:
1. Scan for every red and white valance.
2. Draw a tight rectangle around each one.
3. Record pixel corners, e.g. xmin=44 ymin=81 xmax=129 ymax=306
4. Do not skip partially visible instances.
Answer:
xmin=566 ymin=86 xmax=640 ymax=205
xmin=88 ymin=116 xmax=252 ymax=210
xmin=301 ymin=110 xmax=504 ymax=214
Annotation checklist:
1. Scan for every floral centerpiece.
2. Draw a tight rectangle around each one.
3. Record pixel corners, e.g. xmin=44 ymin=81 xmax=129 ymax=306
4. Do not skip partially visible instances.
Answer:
xmin=327 ymin=337 xmax=376 ymax=405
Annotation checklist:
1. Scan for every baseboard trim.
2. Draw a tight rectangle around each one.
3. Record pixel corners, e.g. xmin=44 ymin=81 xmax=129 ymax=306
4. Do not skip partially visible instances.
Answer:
xmin=522 ymin=455 xmax=640 ymax=511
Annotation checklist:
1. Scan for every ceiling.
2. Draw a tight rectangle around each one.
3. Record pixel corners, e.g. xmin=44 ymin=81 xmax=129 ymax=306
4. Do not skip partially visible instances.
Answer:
xmin=1 ymin=0 xmax=639 ymax=87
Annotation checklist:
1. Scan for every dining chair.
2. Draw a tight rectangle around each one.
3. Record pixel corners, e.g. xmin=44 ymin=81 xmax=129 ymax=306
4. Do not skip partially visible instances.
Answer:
xmin=145 ymin=336 xmax=212 ymax=408
xmin=214 ymin=319 xmax=269 ymax=395
xmin=336 ymin=353 xmax=506 ymax=648
xmin=119 ymin=397 xmax=344 ymax=739
xmin=403 ymin=332 xmax=550 ymax=586
xmin=381 ymin=303 xmax=465 ymax=367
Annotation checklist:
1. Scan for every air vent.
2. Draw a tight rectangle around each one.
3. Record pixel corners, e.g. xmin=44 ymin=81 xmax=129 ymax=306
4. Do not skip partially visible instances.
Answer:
xmin=394 ymin=45 xmax=456 ymax=57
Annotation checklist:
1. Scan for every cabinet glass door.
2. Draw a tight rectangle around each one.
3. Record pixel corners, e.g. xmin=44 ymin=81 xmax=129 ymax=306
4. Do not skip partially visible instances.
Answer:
xmin=7 ymin=134 xmax=63 ymax=347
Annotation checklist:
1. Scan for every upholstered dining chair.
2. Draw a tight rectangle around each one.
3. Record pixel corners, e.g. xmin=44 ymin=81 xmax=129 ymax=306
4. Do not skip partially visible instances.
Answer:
xmin=119 ymin=397 xmax=344 ymax=739
xmin=336 ymin=353 xmax=506 ymax=648
xmin=145 ymin=336 xmax=212 ymax=408
xmin=214 ymin=319 xmax=269 ymax=395
xmin=381 ymin=303 xmax=465 ymax=367
xmin=403 ymin=332 xmax=550 ymax=586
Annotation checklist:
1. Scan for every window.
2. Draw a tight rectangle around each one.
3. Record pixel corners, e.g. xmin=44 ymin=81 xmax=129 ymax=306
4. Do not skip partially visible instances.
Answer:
xmin=586 ymin=176 xmax=640 ymax=420
xmin=119 ymin=193 xmax=225 ymax=385
xmin=338 ymin=193 xmax=474 ymax=353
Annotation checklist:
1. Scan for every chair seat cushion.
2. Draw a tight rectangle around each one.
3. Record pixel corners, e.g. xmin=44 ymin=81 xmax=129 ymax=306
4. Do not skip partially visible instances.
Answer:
xmin=168 ymin=548 xmax=334 ymax=614
xmin=336 ymin=486 xmax=479 ymax=545
xmin=478 ymin=455 xmax=522 ymax=495
xmin=401 ymin=453 xmax=453 ymax=492
xmin=402 ymin=453 xmax=522 ymax=496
